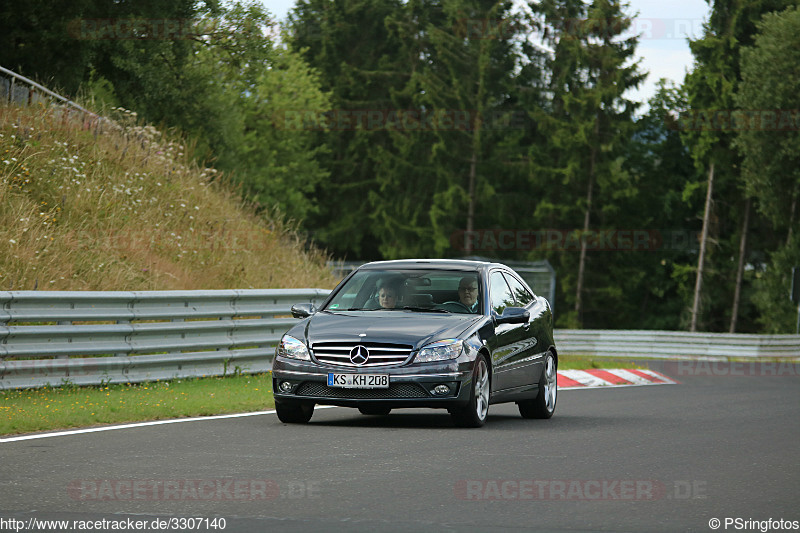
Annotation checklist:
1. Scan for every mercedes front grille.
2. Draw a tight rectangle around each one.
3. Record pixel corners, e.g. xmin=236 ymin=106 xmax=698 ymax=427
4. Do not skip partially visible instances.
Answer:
xmin=311 ymin=342 xmax=413 ymax=368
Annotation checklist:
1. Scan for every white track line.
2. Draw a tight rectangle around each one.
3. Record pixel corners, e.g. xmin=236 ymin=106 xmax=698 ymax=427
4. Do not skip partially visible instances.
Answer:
xmin=0 ymin=406 xmax=338 ymax=443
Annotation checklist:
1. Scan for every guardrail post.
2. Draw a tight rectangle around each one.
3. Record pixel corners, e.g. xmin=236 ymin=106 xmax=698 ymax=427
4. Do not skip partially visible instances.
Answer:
xmin=796 ymin=302 xmax=799 ymax=336
xmin=57 ymin=319 xmax=71 ymax=360
xmin=116 ymin=318 xmax=130 ymax=357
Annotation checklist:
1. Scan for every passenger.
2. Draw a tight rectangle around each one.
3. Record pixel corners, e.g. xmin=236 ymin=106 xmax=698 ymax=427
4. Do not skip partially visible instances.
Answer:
xmin=376 ymin=278 xmax=402 ymax=309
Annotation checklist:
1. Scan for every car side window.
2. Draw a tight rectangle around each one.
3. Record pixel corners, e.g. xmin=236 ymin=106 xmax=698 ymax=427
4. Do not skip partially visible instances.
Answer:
xmin=504 ymin=273 xmax=535 ymax=307
xmin=489 ymin=271 xmax=515 ymax=315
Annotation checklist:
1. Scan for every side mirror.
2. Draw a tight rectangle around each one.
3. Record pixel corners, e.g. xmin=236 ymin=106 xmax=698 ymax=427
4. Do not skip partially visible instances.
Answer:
xmin=495 ymin=307 xmax=530 ymax=325
xmin=291 ymin=303 xmax=317 ymax=319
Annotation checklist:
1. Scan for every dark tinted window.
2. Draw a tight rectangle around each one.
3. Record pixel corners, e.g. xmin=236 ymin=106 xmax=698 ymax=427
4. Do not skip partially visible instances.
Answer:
xmin=504 ymin=273 xmax=535 ymax=306
xmin=489 ymin=271 xmax=515 ymax=315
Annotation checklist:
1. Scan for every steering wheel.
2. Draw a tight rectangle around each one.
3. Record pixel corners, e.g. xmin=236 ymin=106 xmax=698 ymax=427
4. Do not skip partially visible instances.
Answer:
xmin=440 ymin=301 xmax=473 ymax=313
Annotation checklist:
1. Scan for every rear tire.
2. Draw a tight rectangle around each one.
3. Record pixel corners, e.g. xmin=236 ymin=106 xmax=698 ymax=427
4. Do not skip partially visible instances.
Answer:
xmin=518 ymin=352 xmax=557 ymax=419
xmin=358 ymin=406 xmax=391 ymax=416
xmin=451 ymin=355 xmax=490 ymax=428
xmin=275 ymin=400 xmax=314 ymax=423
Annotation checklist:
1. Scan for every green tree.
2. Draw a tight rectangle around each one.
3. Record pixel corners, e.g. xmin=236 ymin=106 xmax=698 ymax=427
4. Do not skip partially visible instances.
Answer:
xmin=1 ymin=0 xmax=96 ymax=94
xmin=615 ymin=81 xmax=701 ymax=329
xmin=735 ymin=6 xmax=800 ymax=332
xmin=235 ymin=42 xmax=332 ymax=221
xmin=287 ymin=0 xmax=408 ymax=258
xmin=0 ymin=0 xmax=208 ymax=97
xmin=369 ymin=0 xmax=527 ymax=258
xmin=682 ymin=0 xmax=794 ymax=332
xmin=527 ymin=0 xmax=644 ymax=328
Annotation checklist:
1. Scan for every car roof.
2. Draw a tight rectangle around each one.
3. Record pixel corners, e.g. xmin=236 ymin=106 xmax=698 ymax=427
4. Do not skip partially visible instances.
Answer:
xmin=356 ymin=259 xmax=508 ymax=272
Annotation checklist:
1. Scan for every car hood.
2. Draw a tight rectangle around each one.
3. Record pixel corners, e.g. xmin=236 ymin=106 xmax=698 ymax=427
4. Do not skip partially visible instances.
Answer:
xmin=295 ymin=310 xmax=483 ymax=350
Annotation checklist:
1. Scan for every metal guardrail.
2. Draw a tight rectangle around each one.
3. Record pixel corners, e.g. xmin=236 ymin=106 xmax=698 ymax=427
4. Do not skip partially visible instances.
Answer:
xmin=1 ymin=290 xmax=797 ymax=390
xmin=555 ymin=329 xmax=800 ymax=359
xmin=0 ymin=290 xmax=330 ymax=390
xmin=0 ymin=65 xmax=111 ymax=132
xmin=1 ymin=66 xmax=92 ymax=114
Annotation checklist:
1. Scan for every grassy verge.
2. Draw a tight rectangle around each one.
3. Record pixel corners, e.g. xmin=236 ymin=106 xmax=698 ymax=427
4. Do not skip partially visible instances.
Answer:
xmin=1 ymin=356 xmax=640 ymax=436
xmin=1 ymin=373 xmax=274 ymax=436
xmin=557 ymin=355 xmax=644 ymax=371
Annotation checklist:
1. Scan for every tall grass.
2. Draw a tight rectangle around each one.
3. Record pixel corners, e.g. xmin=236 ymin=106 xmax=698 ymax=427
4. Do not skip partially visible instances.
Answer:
xmin=0 ymin=103 xmax=337 ymax=291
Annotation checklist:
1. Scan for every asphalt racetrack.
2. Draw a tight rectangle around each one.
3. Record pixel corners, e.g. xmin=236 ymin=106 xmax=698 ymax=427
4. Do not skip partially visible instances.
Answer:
xmin=2 ymin=362 xmax=799 ymax=532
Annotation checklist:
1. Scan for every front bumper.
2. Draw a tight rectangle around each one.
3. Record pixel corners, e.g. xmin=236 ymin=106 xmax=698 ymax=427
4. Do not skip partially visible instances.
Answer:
xmin=272 ymin=357 xmax=474 ymax=409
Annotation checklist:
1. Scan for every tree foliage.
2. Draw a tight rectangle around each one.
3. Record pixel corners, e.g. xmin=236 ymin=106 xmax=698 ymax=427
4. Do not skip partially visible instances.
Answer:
xmin=735 ymin=6 xmax=800 ymax=332
xmin=4 ymin=0 xmax=799 ymax=331
xmin=679 ymin=0 xmax=795 ymax=332
xmin=287 ymin=0 xmax=408 ymax=258
xmin=527 ymin=0 xmax=644 ymax=328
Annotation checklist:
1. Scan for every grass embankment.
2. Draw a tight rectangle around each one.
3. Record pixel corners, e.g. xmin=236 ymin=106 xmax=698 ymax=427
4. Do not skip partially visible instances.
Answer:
xmin=1 ymin=356 xmax=638 ymax=436
xmin=0 ymin=103 xmax=333 ymax=434
xmin=0 ymin=103 xmax=337 ymax=290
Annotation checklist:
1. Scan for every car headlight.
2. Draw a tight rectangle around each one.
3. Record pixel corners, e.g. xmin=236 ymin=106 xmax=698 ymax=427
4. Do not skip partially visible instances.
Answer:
xmin=276 ymin=335 xmax=311 ymax=361
xmin=415 ymin=339 xmax=464 ymax=363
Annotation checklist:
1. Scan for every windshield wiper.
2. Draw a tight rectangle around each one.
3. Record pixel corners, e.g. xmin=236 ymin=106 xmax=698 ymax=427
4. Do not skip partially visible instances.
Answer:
xmin=402 ymin=306 xmax=450 ymax=313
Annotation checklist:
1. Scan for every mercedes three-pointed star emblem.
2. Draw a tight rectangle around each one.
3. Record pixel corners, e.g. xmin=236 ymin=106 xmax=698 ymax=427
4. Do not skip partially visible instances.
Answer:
xmin=349 ymin=345 xmax=369 ymax=365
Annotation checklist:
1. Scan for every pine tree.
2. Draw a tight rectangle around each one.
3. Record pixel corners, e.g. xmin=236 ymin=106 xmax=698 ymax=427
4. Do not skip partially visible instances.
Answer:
xmin=528 ymin=0 xmax=644 ymax=328
xmin=372 ymin=0 xmax=526 ymax=257
xmin=287 ymin=0 xmax=407 ymax=258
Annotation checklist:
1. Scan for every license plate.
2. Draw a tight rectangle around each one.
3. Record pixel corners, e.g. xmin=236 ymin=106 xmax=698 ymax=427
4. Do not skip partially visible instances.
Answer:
xmin=328 ymin=373 xmax=389 ymax=389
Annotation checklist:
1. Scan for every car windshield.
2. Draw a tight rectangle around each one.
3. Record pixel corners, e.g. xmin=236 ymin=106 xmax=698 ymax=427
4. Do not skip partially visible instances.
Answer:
xmin=324 ymin=269 xmax=482 ymax=314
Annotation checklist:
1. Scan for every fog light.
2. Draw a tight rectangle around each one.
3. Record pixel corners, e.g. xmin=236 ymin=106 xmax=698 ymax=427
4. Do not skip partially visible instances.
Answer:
xmin=432 ymin=384 xmax=450 ymax=395
xmin=279 ymin=381 xmax=294 ymax=393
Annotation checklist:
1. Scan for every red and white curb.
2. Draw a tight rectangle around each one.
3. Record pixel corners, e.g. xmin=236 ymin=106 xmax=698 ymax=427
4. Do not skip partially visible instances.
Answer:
xmin=557 ymin=368 xmax=678 ymax=389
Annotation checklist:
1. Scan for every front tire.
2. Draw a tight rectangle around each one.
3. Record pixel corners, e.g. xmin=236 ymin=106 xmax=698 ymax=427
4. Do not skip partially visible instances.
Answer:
xmin=451 ymin=355 xmax=490 ymax=428
xmin=518 ymin=352 xmax=557 ymax=419
xmin=276 ymin=400 xmax=314 ymax=423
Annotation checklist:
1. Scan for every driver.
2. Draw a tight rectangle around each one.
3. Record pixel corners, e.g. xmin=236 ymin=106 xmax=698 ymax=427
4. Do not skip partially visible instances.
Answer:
xmin=457 ymin=276 xmax=480 ymax=313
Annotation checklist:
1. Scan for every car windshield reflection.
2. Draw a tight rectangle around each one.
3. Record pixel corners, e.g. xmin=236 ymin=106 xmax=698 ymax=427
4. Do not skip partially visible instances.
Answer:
xmin=324 ymin=269 xmax=482 ymax=314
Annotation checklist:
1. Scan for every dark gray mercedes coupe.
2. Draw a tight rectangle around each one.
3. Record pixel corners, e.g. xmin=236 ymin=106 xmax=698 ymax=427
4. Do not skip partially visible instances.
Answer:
xmin=272 ymin=259 xmax=557 ymax=427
